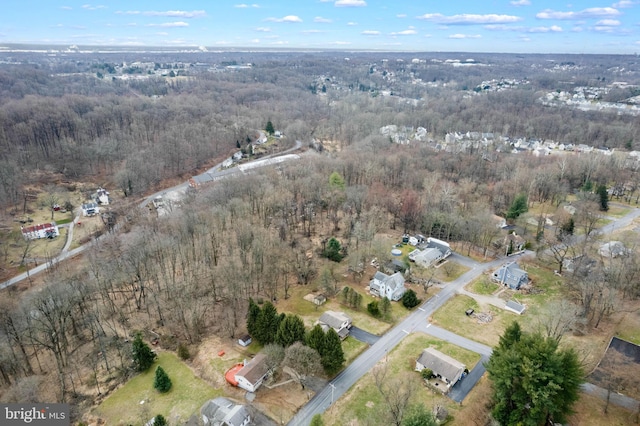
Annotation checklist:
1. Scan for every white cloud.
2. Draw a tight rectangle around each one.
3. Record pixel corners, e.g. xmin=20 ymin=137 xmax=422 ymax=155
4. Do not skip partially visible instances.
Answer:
xmin=510 ymin=0 xmax=530 ymax=5
xmin=329 ymin=41 xmax=352 ymax=45
xmin=347 ymin=22 xmax=358 ymax=26
xmin=361 ymin=30 xmax=381 ymax=35
xmin=596 ymin=19 xmax=621 ymax=26
xmin=266 ymin=15 xmax=303 ymax=23
xmin=391 ymin=28 xmax=417 ymax=35
xmin=536 ymin=7 xmax=621 ymax=20
xmin=82 ymin=4 xmax=106 ymax=10
xmin=417 ymin=13 xmax=522 ymax=24
xmin=396 ymin=14 xmax=407 ymax=18
xmin=118 ymin=10 xmax=206 ymax=18
xmin=613 ymin=0 xmax=635 ymax=8
xmin=235 ymin=4 xmax=260 ymax=8
xmin=335 ymin=0 xmax=367 ymax=7
xmin=255 ymin=27 xmax=271 ymax=32
xmin=146 ymin=22 xmax=189 ymax=28
xmin=61 ymin=6 xmax=72 ymax=10
xmin=528 ymin=25 xmax=563 ymax=33
xmin=448 ymin=33 xmax=481 ymax=39
xmin=302 ymin=29 xmax=324 ymax=34
xmin=314 ymin=16 xmax=333 ymax=23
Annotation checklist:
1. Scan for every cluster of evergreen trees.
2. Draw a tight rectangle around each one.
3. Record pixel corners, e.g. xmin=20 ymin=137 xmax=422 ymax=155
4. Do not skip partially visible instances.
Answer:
xmin=247 ymin=299 xmax=344 ymax=375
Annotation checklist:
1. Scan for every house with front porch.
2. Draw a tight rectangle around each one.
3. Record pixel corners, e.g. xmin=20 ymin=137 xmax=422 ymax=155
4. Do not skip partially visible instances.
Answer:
xmin=369 ymin=271 xmax=406 ymax=301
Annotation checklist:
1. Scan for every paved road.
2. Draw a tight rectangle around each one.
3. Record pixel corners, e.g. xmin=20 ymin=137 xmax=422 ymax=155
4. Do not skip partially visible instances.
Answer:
xmin=1 ymin=140 xmax=304 ymax=291
xmin=288 ymin=257 xmax=510 ymax=426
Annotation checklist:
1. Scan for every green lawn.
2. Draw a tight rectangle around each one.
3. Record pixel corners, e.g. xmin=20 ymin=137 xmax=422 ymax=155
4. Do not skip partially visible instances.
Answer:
xmin=95 ymin=352 xmax=220 ymax=426
xmin=466 ymin=277 xmax=500 ymax=295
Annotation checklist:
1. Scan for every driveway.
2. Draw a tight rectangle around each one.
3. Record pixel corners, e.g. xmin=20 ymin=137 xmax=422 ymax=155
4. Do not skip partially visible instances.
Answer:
xmin=349 ymin=326 xmax=380 ymax=345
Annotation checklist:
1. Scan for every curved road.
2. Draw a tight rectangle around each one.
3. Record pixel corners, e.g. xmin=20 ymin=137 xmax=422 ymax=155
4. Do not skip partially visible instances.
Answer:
xmin=0 ymin=139 xmax=303 ymax=290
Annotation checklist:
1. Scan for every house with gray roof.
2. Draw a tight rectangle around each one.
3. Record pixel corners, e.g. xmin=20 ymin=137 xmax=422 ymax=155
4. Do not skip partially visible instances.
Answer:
xmin=415 ymin=347 xmax=465 ymax=389
xmin=408 ymin=237 xmax=452 ymax=268
xmin=369 ymin=271 xmax=406 ymax=301
xmin=201 ymin=397 xmax=251 ymax=426
xmin=492 ymin=262 xmax=529 ymax=290
xmin=317 ymin=311 xmax=352 ymax=340
xmin=234 ymin=353 xmax=269 ymax=393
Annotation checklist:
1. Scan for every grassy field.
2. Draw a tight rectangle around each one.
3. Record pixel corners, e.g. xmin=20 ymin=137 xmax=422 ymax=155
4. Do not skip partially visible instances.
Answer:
xmin=94 ymin=352 xmax=220 ymax=426
xmin=466 ymin=277 xmax=500 ymax=295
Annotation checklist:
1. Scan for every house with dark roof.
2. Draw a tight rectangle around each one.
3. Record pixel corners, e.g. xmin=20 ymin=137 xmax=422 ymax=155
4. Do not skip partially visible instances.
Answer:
xmin=200 ymin=397 xmax=251 ymax=426
xmin=491 ymin=261 xmax=529 ymax=290
xmin=317 ymin=311 xmax=352 ymax=340
xmin=415 ymin=347 xmax=466 ymax=389
xmin=369 ymin=271 xmax=406 ymax=301
xmin=81 ymin=202 xmax=99 ymax=217
xmin=234 ymin=353 xmax=269 ymax=393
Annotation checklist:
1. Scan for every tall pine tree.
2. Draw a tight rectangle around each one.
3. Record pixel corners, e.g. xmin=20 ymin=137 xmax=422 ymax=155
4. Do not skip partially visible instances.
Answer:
xmin=254 ymin=301 xmax=280 ymax=345
xmin=320 ymin=329 xmax=345 ymax=375
xmin=132 ymin=333 xmax=156 ymax=372
xmin=486 ymin=321 xmax=583 ymax=425
xmin=275 ymin=314 xmax=306 ymax=347
xmin=306 ymin=324 xmax=326 ymax=354
xmin=247 ymin=298 xmax=260 ymax=337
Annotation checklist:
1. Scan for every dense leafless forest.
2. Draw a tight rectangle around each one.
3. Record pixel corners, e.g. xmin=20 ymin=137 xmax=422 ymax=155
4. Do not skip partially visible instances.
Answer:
xmin=1 ymin=49 xmax=640 ymax=422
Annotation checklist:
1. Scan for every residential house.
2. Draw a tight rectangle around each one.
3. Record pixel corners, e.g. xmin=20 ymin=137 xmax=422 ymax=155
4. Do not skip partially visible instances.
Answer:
xmin=369 ymin=271 xmax=406 ymax=301
xmin=504 ymin=232 xmax=525 ymax=253
xmin=21 ymin=222 xmax=59 ymax=240
xmin=201 ymin=397 xmax=251 ymax=426
xmin=492 ymin=262 xmax=529 ymax=290
xmin=415 ymin=347 xmax=466 ymax=389
xmin=81 ymin=202 xmax=99 ymax=217
xmin=317 ymin=311 xmax=352 ymax=340
xmin=599 ymin=241 xmax=628 ymax=258
xmin=408 ymin=237 xmax=452 ymax=268
xmin=234 ymin=353 xmax=269 ymax=393
xmin=94 ymin=188 xmax=110 ymax=205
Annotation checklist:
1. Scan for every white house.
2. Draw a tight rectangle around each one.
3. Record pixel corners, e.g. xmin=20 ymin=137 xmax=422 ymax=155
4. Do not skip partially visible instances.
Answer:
xmin=81 ymin=202 xmax=99 ymax=217
xmin=21 ymin=222 xmax=59 ymax=240
xmin=201 ymin=397 xmax=251 ymax=426
xmin=94 ymin=188 xmax=110 ymax=205
xmin=234 ymin=353 xmax=269 ymax=393
xmin=237 ymin=335 xmax=252 ymax=347
xmin=369 ymin=271 xmax=406 ymax=301
xmin=415 ymin=347 xmax=465 ymax=389
xmin=317 ymin=311 xmax=352 ymax=340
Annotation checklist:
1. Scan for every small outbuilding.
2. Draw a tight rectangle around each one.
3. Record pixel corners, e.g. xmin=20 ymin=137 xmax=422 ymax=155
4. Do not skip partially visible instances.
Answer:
xmin=238 ymin=335 xmax=252 ymax=347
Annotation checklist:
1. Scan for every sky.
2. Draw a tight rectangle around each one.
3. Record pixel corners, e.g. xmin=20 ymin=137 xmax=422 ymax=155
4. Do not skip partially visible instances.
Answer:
xmin=1 ymin=1 xmax=639 ymax=54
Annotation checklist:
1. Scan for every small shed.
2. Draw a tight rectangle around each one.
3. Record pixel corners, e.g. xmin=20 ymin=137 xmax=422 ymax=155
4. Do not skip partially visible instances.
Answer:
xmin=505 ymin=300 xmax=526 ymax=315
xmin=238 ymin=335 xmax=252 ymax=347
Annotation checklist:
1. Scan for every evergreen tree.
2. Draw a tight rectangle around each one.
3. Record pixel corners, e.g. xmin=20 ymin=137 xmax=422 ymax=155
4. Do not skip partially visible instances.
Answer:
xmin=275 ymin=314 xmax=306 ymax=347
xmin=306 ymin=324 xmax=326 ymax=354
xmin=132 ymin=333 xmax=156 ymax=372
xmin=265 ymin=120 xmax=275 ymax=135
xmin=367 ymin=301 xmax=381 ymax=318
xmin=320 ymin=329 xmax=345 ymax=375
xmin=153 ymin=414 xmax=167 ymax=426
xmin=486 ymin=321 xmax=583 ymax=426
xmin=323 ymin=237 xmax=343 ymax=262
xmin=597 ymin=184 xmax=609 ymax=211
xmin=254 ymin=301 xmax=280 ymax=345
xmin=401 ymin=289 xmax=421 ymax=309
xmin=247 ymin=298 xmax=261 ymax=337
xmin=328 ymin=171 xmax=346 ymax=191
xmin=506 ymin=194 xmax=528 ymax=219
xmin=153 ymin=366 xmax=172 ymax=393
